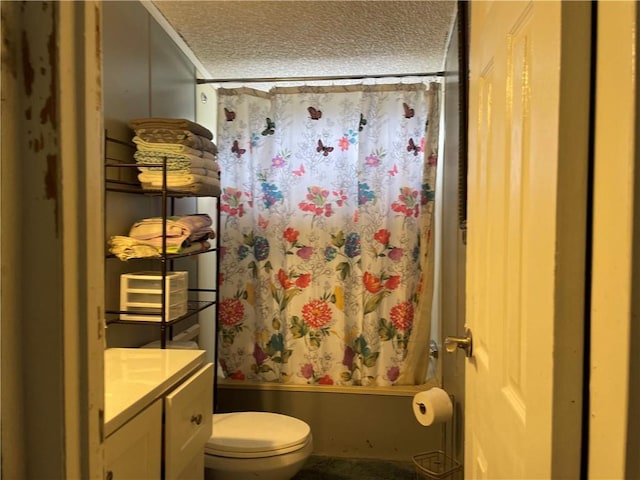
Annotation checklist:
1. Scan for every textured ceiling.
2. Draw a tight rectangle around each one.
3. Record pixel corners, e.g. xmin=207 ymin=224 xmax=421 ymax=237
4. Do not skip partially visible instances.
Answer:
xmin=151 ymin=1 xmax=457 ymax=81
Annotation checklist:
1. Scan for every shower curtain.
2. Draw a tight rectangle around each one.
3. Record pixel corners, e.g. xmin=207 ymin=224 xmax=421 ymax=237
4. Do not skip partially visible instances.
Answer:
xmin=216 ymin=82 xmax=440 ymax=386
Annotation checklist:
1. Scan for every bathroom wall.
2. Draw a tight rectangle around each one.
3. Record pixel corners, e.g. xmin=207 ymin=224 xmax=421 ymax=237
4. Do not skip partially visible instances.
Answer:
xmin=217 ymin=384 xmax=441 ymax=462
xmin=103 ymin=1 xmax=200 ymax=348
xmin=440 ymin=9 xmax=467 ymax=465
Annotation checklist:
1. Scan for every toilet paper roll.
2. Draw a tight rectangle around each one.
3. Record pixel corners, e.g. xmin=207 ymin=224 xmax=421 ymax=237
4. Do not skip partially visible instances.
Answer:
xmin=412 ymin=387 xmax=453 ymax=426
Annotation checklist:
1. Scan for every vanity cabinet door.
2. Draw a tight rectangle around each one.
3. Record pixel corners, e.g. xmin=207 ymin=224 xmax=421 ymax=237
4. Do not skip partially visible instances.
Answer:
xmin=164 ymin=363 xmax=213 ymax=480
xmin=104 ymin=399 xmax=162 ymax=480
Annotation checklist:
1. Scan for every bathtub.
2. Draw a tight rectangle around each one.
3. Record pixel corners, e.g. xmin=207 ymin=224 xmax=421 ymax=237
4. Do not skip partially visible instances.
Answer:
xmin=215 ymin=379 xmax=442 ymax=462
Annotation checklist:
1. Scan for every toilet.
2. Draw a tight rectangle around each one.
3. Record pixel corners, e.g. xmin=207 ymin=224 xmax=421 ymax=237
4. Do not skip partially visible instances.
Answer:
xmin=204 ymin=411 xmax=313 ymax=480
xmin=142 ymin=341 xmax=313 ymax=479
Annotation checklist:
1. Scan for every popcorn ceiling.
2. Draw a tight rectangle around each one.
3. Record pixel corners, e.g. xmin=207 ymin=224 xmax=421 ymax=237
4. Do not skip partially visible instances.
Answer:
xmin=152 ymin=1 xmax=457 ymax=81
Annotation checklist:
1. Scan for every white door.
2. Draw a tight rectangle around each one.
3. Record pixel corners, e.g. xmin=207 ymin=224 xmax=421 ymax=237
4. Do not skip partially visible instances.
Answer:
xmin=463 ymin=1 xmax=591 ymax=478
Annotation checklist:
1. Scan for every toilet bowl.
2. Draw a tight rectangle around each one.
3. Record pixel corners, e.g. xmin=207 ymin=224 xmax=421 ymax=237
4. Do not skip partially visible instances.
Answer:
xmin=204 ymin=411 xmax=313 ymax=480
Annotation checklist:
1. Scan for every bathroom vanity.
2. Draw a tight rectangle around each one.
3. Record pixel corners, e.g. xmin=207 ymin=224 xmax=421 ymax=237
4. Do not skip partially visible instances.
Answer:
xmin=104 ymin=348 xmax=213 ymax=479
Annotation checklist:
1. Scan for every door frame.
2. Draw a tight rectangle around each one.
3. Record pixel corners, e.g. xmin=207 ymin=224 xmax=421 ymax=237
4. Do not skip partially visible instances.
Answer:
xmin=589 ymin=2 xmax=640 ymax=478
xmin=1 ymin=2 xmax=104 ymax=478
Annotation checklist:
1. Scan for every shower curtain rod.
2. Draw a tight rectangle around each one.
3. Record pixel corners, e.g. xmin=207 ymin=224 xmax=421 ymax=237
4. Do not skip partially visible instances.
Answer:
xmin=196 ymin=71 xmax=445 ymax=84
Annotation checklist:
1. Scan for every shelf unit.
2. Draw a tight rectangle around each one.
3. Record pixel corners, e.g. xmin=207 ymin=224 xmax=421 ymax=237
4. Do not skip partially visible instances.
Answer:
xmin=104 ymin=134 xmax=219 ymax=348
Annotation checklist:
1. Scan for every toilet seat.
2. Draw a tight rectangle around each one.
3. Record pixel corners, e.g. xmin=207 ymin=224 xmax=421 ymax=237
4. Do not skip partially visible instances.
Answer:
xmin=206 ymin=412 xmax=311 ymax=459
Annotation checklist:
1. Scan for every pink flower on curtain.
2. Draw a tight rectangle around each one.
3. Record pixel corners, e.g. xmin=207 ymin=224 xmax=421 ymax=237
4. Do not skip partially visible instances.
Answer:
xmin=272 ymin=155 xmax=286 ymax=168
xmin=333 ymin=190 xmax=348 ymax=207
xmin=342 ymin=346 xmax=356 ymax=369
xmin=338 ymin=136 xmax=350 ymax=151
xmin=390 ymin=301 xmax=414 ymax=331
xmin=221 ymin=187 xmax=248 ymax=217
xmin=391 ymin=187 xmax=420 ymax=217
xmin=388 ymin=248 xmax=404 ymax=262
xmin=298 ymin=186 xmax=329 ymax=216
xmin=219 ymin=298 xmax=244 ymax=326
xmin=284 ymin=228 xmax=314 ymax=259
xmin=307 ymin=186 xmax=330 ymax=203
xmin=365 ymin=153 xmax=381 ymax=167
xmin=253 ymin=343 xmax=268 ymax=365
xmin=298 ymin=186 xmax=345 ymax=219
xmin=300 ymin=363 xmax=314 ymax=379
xmin=296 ymin=246 xmax=314 ymax=260
xmin=302 ymin=299 xmax=332 ymax=329
xmin=387 ymin=366 xmax=400 ymax=383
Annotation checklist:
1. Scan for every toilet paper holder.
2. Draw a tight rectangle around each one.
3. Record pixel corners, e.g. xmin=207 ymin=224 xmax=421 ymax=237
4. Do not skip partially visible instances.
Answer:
xmin=413 ymin=391 xmax=461 ymax=479
xmin=414 ymin=450 xmax=462 ymax=480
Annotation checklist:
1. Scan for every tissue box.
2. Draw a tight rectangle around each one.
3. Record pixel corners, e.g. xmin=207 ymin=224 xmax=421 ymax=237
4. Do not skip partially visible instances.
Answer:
xmin=120 ymin=271 xmax=188 ymax=322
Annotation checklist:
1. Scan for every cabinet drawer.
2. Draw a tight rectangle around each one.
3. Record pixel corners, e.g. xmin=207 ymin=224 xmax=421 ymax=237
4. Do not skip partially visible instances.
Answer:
xmin=105 ymin=399 xmax=162 ymax=480
xmin=164 ymin=363 xmax=213 ymax=480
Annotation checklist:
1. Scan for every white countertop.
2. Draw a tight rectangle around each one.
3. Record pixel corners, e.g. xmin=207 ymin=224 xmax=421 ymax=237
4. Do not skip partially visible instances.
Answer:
xmin=104 ymin=347 xmax=206 ymax=437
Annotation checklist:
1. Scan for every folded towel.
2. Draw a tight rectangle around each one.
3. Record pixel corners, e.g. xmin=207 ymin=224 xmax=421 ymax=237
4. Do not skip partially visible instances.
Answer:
xmin=132 ymin=136 xmax=207 ymax=158
xmin=108 ymin=236 xmax=163 ymax=260
xmin=172 ymin=213 xmax=213 ymax=232
xmin=138 ymin=181 xmax=221 ymax=197
xmin=202 ymin=150 xmax=216 ymax=161
xmin=130 ymin=117 xmax=213 ymax=140
xmin=135 ymin=213 xmax=213 ymax=238
xmin=134 ymin=151 xmax=219 ymax=174
xmin=137 ymin=172 xmax=221 ymax=188
xmin=177 ymin=240 xmax=212 ymax=255
xmin=108 ymin=235 xmax=198 ymax=260
xmin=129 ymin=215 xmax=214 ymax=249
xmin=137 ymin=166 xmax=215 ymax=177
xmin=135 ymin=129 xmax=218 ymax=155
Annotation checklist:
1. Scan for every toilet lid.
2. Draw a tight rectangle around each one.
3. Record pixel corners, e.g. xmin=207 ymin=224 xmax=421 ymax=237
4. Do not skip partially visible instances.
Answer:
xmin=205 ymin=412 xmax=311 ymax=457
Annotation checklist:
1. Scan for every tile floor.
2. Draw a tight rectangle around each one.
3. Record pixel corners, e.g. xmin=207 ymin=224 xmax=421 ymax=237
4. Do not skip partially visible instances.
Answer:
xmin=292 ymin=455 xmax=417 ymax=480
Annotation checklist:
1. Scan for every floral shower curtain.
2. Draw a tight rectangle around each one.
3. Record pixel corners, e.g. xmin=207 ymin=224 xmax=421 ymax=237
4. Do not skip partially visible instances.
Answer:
xmin=216 ymin=82 xmax=440 ymax=386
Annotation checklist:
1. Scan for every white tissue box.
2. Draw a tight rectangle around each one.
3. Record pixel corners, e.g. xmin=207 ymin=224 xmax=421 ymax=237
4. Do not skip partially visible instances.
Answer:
xmin=120 ymin=271 xmax=188 ymax=322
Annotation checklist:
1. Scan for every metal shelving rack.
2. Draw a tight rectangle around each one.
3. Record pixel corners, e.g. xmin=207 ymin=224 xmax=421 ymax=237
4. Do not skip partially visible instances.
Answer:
xmin=104 ymin=133 xmax=219 ymax=348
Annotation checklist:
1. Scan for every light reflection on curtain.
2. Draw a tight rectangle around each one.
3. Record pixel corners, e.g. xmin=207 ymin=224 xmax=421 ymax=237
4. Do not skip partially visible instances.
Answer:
xmin=216 ymin=83 xmax=440 ymax=386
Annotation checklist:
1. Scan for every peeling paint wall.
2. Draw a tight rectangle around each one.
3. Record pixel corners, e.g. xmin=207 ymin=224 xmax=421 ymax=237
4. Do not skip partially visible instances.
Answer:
xmin=1 ymin=1 xmax=66 ymax=478
xmin=1 ymin=2 xmax=28 ymax=476
xmin=2 ymin=2 xmax=106 ymax=477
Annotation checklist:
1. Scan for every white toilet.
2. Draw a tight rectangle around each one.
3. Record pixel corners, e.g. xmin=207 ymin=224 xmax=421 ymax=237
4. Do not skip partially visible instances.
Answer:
xmin=204 ymin=411 xmax=313 ymax=480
